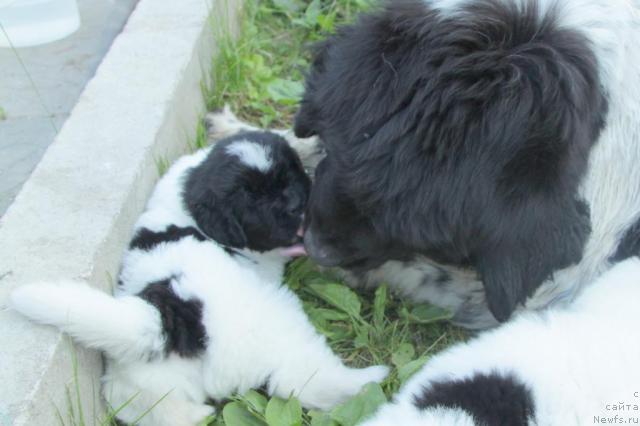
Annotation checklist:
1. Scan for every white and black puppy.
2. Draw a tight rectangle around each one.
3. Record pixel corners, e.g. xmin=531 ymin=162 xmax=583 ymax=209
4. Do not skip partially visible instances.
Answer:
xmin=361 ymin=258 xmax=640 ymax=426
xmin=10 ymin=113 xmax=388 ymax=426
xmin=294 ymin=0 xmax=640 ymax=329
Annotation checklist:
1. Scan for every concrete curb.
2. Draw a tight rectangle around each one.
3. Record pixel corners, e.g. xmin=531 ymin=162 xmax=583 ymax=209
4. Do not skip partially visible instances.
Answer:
xmin=0 ymin=0 xmax=241 ymax=423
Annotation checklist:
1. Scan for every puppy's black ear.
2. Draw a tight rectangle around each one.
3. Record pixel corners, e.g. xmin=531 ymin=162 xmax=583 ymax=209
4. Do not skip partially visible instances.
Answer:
xmin=189 ymin=198 xmax=247 ymax=249
xmin=184 ymin=147 xmax=248 ymax=248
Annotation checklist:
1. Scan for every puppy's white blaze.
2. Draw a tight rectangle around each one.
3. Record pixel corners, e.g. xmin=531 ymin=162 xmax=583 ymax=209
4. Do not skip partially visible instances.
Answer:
xmin=225 ymin=140 xmax=273 ymax=172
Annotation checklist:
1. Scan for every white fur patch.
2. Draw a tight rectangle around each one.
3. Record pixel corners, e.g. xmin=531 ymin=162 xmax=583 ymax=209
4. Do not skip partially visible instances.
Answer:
xmin=226 ymin=140 xmax=273 ymax=172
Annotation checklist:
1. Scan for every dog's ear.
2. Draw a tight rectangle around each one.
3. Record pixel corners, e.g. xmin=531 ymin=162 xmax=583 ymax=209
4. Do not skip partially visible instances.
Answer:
xmin=476 ymin=199 xmax=591 ymax=321
xmin=477 ymin=252 xmax=528 ymax=323
xmin=189 ymin=196 xmax=247 ymax=248
xmin=472 ymin=166 xmax=591 ymax=321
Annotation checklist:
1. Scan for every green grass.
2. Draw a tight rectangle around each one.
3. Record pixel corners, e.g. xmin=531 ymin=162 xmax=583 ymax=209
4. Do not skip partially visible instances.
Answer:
xmin=205 ymin=0 xmax=378 ymax=128
xmin=205 ymin=1 xmax=467 ymax=425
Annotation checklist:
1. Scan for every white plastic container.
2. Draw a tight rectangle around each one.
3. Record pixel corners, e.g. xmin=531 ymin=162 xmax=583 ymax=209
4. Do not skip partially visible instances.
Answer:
xmin=0 ymin=0 xmax=80 ymax=48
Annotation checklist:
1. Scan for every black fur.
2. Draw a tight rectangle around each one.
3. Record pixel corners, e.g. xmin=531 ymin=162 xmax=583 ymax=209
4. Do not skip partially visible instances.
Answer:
xmin=610 ymin=217 xmax=640 ymax=262
xmin=138 ymin=278 xmax=207 ymax=357
xmin=184 ymin=131 xmax=310 ymax=252
xmin=297 ymin=0 xmax=607 ymax=321
xmin=414 ymin=372 xmax=535 ymax=425
xmin=129 ymin=225 xmax=206 ymax=251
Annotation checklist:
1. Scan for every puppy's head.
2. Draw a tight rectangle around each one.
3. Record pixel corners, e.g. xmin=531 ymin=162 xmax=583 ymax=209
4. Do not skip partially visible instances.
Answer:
xmin=297 ymin=0 xmax=607 ymax=321
xmin=184 ymin=131 xmax=310 ymax=254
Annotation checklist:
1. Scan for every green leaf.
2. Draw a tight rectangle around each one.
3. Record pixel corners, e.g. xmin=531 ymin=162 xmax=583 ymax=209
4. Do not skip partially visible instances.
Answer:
xmin=0 ymin=107 xmax=6 ymax=121
xmin=402 ymin=304 xmax=453 ymax=324
xmin=266 ymin=78 xmax=304 ymax=105
xmin=246 ymin=54 xmax=273 ymax=82
xmin=208 ymin=418 xmax=225 ymax=426
xmin=308 ymin=283 xmax=362 ymax=319
xmin=325 ymin=322 xmax=354 ymax=341
xmin=317 ymin=11 xmax=336 ymax=32
xmin=305 ymin=307 xmax=354 ymax=339
xmin=309 ymin=410 xmax=338 ymax=426
xmin=354 ymin=326 xmax=369 ymax=348
xmin=330 ymin=383 xmax=387 ymax=426
xmin=355 ymin=0 xmax=376 ymax=8
xmin=223 ymin=402 xmax=266 ymax=426
xmin=397 ymin=356 xmax=429 ymax=384
xmin=285 ymin=258 xmax=323 ymax=289
xmin=265 ymin=397 xmax=302 ymax=426
xmin=308 ymin=307 xmax=350 ymax=322
xmin=305 ymin=0 xmax=322 ymax=27
xmin=391 ymin=343 xmax=415 ymax=368
xmin=197 ymin=414 xmax=217 ymax=426
xmin=243 ymin=390 xmax=268 ymax=414
xmin=272 ymin=0 xmax=303 ymax=12
xmin=373 ymin=284 xmax=387 ymax=331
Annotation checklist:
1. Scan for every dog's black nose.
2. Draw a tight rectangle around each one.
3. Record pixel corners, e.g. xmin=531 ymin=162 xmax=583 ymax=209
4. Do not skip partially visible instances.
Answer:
xmin=303 ymin=228 xmax=341 ymax=267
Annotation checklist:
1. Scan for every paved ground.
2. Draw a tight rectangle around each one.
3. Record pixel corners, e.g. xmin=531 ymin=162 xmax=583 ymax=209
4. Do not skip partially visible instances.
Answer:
xmin=0 ymin=0 xmax=139 ymax=216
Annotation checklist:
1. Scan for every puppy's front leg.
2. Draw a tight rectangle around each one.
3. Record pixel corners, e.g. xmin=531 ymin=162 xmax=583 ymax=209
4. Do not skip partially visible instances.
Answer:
xmin=267 ymin=337 xmax=388 ymax=410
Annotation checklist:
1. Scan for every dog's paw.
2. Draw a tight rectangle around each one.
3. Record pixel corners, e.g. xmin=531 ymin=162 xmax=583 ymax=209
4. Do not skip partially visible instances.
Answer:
xmin=205 ymin=105 xmax=255 ymax=142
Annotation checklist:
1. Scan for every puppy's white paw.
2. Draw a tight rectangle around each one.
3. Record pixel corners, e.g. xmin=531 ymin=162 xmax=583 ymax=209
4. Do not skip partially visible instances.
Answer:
xmin=336 ymin=365 xmax=390 ymax=404
xmin=205 ymin=105 xmax=255 ymax=142
xmin=298 ymin=364 xmax=390 ymax=411
xmin=358 ymin=365 xmax=390 ymax=385
xmin=189 ymin=403 xmax=215 ymax=425
xmin=143 ymin=400 xmax=214 ymax=426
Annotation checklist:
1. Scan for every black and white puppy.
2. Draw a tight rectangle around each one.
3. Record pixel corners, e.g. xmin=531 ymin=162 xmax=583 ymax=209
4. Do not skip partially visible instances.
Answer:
xmin=361 ymin=258 xmax=640 ymax=426
xmin=10 ymin=113 xmax=388 ymax=426
xmin=294 ymin=0 xmax=640 ymax=329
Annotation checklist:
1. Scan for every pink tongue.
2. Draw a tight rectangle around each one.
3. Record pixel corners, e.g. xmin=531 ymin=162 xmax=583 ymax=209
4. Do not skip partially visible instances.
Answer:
xmin=280 ymin=243 xmax=307 ymax=257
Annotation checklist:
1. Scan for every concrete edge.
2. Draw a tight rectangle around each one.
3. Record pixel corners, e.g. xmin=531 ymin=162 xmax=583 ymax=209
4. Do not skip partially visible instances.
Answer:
xmin=0 ymin=0 xmax=241 ymax=424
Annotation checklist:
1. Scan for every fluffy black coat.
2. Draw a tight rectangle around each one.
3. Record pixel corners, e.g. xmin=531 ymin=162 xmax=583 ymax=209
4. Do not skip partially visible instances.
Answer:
xmin=296 ymin=0 xmax=608 ymax=321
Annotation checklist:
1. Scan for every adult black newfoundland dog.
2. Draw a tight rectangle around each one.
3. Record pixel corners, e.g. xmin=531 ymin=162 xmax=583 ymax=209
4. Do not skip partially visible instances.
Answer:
xmin=295 ymin=0 xmax=640 ymax=328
